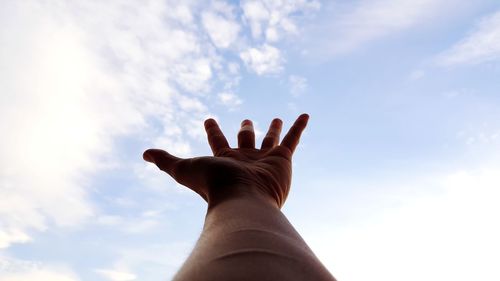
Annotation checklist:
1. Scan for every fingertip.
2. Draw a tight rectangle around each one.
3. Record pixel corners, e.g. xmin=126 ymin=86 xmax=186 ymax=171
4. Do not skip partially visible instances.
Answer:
xmin=299 ymin=113 xmax=309 ymax=122
xmin=270 ymin=118 xmax=283 ymax=132
xmin=143 ymin=149 xmax=155 ymax=163
xmin=241 ymin=119 xmax=253 ymax=126
xmin=204 ymin=118 xmax=217 ymax=129
xmin=238 ymin=119 xmax=256 ymax=148
xmin=296 ymin=113 xmax=310 ymax=128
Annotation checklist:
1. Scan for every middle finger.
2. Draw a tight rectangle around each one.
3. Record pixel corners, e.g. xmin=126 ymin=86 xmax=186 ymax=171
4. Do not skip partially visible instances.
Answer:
xmin=238 ymin=119 xmax=255 ymax=149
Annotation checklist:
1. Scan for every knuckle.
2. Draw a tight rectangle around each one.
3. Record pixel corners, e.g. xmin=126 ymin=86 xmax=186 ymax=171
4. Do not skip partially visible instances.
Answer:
xmin=215 ymin=147 xmax=233 ymax=157
xmin=262 ymin=136 xmax=277 ymax=146
xmin=270 ymin=146 xmax=293 ymax=159
xmin=207 ymin=127 xmax=221 ymax=135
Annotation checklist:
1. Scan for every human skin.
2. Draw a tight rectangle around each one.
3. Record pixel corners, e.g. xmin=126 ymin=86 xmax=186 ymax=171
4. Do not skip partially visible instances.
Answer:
xmin=143 ymin=114 xmax=336 ymax=281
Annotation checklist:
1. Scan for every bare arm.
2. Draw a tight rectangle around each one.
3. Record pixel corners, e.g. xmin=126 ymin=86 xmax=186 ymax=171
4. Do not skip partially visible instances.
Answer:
xmin=143 ymin=114 xmax=335 ymax=281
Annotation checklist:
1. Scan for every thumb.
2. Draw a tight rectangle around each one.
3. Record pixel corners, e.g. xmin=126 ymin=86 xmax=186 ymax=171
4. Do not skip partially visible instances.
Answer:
xmin=143 ymin=149 xmax=181 ymax=176
xmin=143 ymin=149 xmax=208 ymax=202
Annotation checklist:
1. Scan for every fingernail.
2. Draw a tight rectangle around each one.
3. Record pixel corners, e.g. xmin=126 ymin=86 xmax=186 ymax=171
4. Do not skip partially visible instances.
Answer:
xmin=273 ymin=118 xmax=283 ymax=124
xmin=241 ymin=119 xmax=252 ymax=126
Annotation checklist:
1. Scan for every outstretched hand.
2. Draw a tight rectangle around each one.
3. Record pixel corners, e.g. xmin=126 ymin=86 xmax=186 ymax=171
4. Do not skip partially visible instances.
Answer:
xmin=143 ymin=114 xmax=309 ymax=208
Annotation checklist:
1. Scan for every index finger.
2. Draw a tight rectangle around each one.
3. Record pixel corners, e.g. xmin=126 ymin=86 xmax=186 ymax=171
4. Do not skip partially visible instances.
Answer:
xmin=204 ymin=118 xmax=230 ymax=155
xmin=280 ymin=113 xmax=309 ymax=153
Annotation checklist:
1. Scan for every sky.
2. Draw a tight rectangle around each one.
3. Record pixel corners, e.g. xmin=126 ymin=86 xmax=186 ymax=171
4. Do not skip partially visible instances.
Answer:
xmin=1 ymin=0 xmax=500 ymax=280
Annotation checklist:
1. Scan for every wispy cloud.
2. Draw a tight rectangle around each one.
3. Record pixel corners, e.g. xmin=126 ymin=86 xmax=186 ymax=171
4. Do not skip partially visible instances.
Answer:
xmin=240 ymin=44 xmax=284 ymax=74
xmin=0 ymin=271 xmax=79 ymax=281
xmin=241 ymin=0 xmax=320 ymax=42
xmin=0 ymin=256 xmax=79 ymax=281
xmin=95 ymin=269 xmax=136 ymax=281
xmin=0 ymin=0 xmax=212 ymax=250
xmin=438 ymin=10 xmax=500 ymax=65
xmin=289 ymin=75 xmax=308 ymax=97
xmin=238 ymin=0 xmax=320 ymax=73
xmin=217 ymin=92 xmax=243 ymax=109
xmin=309 ymin=0 xmax=458 ymax=57
xmin=0 ymin=0 xmax=320 ymax=253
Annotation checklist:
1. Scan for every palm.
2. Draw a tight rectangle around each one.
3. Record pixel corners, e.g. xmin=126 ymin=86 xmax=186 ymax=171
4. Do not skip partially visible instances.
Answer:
xmin=144 ymin=114 xmax=309 ymax=208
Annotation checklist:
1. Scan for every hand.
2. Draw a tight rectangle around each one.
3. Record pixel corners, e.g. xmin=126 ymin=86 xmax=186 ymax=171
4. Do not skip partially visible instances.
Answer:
xmin=143 ymin=114 xmax=309 ymax=208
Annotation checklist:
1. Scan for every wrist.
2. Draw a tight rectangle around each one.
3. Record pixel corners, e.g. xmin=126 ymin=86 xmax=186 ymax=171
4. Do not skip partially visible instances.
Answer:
xmin=203 ymin=189 xmax=289 ymax=238
xmin=206 ymin=184 xmax=280 ymax=211
xmin=202 ymin=187 xmax=308 ymax=252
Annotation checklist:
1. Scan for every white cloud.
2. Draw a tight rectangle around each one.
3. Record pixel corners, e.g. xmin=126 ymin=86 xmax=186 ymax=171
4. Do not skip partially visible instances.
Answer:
xmin=0 ymin=257 xmax=79 ymax=281
xmin=0 ymin=0 xmax=236 ymax=249
xmin=1 ymin=1 xmax=105 ymax=248
xmin=202 ymin=13 xmax=240 ymax=48
xmin=0 ymin=3 xmax=322 ymax=279
xmin=289 ymin=75 xmax=307 ymax=97
xmin=217 ymin=92 xmax=243 ymax=109
xmin=241 ymin=0 xmax=270 ymax=39
xmin=0 ymin=256 xmax=40 ymax=272
xmin=202 ymin=2 xmax=241 ymax=49
xmin=95 ymin=269 xmax=136 ymax=281
xmin=304 ymin=166 xmax=500 ymax=281
xmin=438 ymin=10 xmax=500 ymax=65
xmin=0 ymin=271 xmax=79 ymax=281
xmin=240 ymin=44 xmax=284 ymax=74
xmin=241 ymin=0 xmax=320 ymax=42
xmin=171 ymin=58 xmax=213 ymax=93
xmin=0 ymin=229 xmax=31 ymax=249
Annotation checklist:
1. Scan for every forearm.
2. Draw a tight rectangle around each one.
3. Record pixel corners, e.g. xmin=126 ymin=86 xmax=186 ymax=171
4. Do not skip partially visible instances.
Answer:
xmin=173 ymin=189 xmax=335 ymax=281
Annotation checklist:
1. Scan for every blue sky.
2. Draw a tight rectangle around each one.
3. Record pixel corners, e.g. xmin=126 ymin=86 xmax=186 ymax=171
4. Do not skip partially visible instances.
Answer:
xmin=1 ymin=0 xmax=500 ymax=280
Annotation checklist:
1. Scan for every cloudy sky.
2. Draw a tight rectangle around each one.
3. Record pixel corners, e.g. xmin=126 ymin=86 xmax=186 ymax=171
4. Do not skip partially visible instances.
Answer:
xmin=1 ymin=0 xmax=500 ymax=280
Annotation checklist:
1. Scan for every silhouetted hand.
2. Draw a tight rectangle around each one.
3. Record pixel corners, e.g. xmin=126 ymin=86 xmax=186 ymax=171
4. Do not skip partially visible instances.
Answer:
xmin=143 ymin=114 xmax=309 ymax=208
